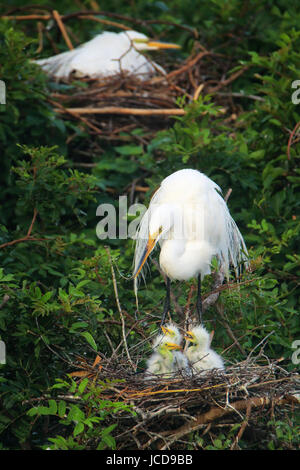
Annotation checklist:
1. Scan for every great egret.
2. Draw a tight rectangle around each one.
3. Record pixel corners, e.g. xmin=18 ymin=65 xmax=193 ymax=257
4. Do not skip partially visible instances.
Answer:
xmin=35 ymin=30 xmax=180 ymax=80
xmin=133 ymin=169 xmax=248 ymax=324
xmin=184 ymin=325 xmax=225 ymax=371
xmin=144 ymin=333 xmax=182 ymax=379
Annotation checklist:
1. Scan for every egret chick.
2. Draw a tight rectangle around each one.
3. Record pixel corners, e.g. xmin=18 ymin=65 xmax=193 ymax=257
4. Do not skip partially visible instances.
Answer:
xmin=161 ymin=322 xmax=182 ymax=345
xmin=161 ymin=323 xmax=191 ymax=375
xmin=35 ymin=30 xmax=180 ymax=80
xmin=185 ymin=325 xmax=225 ymax=372
xmin=144 ymin=334 xmax=182 ymax=379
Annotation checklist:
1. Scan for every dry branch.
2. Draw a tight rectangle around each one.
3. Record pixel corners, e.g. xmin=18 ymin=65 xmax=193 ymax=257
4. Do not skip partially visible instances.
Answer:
xmin=54 ymin=106 xmax=186 ymax=116
xmin=156 ymin=395 xmax=298 ymax=450
xmin=52 ymin=10 xmax=73 ymax=50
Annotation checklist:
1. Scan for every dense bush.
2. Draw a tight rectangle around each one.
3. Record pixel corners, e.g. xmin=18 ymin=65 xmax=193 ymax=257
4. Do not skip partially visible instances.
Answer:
xmin=0 ymin=0 xmax=299 ymax=450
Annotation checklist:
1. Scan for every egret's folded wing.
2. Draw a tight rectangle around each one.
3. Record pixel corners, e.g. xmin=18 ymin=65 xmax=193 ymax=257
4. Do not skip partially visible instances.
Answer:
xmin=35 ymin=49 xmax=79 ymax=79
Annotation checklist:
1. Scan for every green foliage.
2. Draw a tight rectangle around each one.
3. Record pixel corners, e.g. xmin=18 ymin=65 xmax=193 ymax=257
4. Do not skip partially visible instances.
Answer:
xmin=0 ymin=22 xmax=68 ymax=224
xmin=267 ymin=419 xmax=300 ymax=450
xmin=0 ymin=0 xmax=299 ymax=450
xmin=27 ymin=377 xmax=134 ymax=450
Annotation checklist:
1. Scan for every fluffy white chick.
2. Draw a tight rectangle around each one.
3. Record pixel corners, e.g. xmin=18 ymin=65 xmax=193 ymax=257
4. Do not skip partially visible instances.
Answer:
xmin=161 ymin=323 xmax=191 ymax=375
xmin=144 ymin=333 xmax=182 ymax=379
xmin=185 ymin=325 xmax=225 ymax=372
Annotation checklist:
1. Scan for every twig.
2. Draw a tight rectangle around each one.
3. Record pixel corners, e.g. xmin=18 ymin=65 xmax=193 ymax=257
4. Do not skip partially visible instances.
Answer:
xmin=49 ymin=98 xmax=103 ymax=135
xmin=0 ymin=236 xmax=47 ymax=249
xmin=26 ymin=208 xmax=38 ymax=237
xmin=105 ymin=246 xmax=136 ymax=371
xmin=54 ymin=106 xmax=186 ymax=116
xmin=246 ymin=330 xmax=275 ymax=362
xmin=287 ymin=120 xmax=300 ymax=160
xmin=216 ymin=302 xmax=246 ymax=355
xmin=0 ymin=208 xmax=46 ymax=249
xmin=163 ymin=51 xmax=211 ymax=81
xmin=224 ymin=188 xmax=232 ymax=202
xmin=2 ymin=15 xmax=51 ymax=20
xmin=208 ymin=66 xmax=249 ymax=93
xmin=77 ymin=14 xmax=130 ymax=31
xmin=52 ymin=10 xmax=73 ymax=50
xmin=230 ymin=402 xmax=252 ymax=450
xmin=157 ymin=395 xmax=297 ymax=448
xmin=184 ymin=284 xmax=196 ymax=334
xmin=193 ymin=83 xmax=204 ymax=101
xmin=36 ymin=21 xmax=44 ymax=54
xmin=128 ymin=382 xmax=227 ymax=398
xmin=215 ymin=91 xmax=265 ymax=102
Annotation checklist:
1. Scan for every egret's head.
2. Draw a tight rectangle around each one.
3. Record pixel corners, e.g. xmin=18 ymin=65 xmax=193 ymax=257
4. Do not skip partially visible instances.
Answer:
xmin=185 ymin=325 xmax=212 ymax=350
xmin=161 ymin=323 xmax=182 ymax=345
xmin=124 ymin=30 xmax=181 ymax=52
xmin=133 ymin=204 xmax=178 ymax=278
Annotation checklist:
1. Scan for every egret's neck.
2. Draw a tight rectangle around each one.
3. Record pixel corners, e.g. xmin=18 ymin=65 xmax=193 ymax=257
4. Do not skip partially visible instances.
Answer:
xmin=159 ymin=239 xmax=187 ymax=280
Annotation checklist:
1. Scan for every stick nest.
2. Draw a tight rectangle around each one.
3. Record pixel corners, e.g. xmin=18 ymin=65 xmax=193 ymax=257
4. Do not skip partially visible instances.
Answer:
xmin=70 ymin=350 xmax=300 ymax=450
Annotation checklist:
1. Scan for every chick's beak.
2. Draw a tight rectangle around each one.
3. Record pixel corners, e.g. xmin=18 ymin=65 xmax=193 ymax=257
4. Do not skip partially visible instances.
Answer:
xmin=161 ymin=326 xmax=172 ymax=336
xmin=147 ymin=40 xmax=181 ymax=50
xmin=184 ymin=331 xmax=195 ymax=343
xmin=134 ymin=231 xmax=159 ymax=279
xmin=166 ymin=342 xmax=182 ymax=351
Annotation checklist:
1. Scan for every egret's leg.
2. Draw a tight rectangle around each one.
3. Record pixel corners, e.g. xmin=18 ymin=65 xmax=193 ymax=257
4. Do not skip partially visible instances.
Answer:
xmin=161 ymin=277 xmax=170 ymax=325
xmin=196 ymin=274 xmax=203 ymax=324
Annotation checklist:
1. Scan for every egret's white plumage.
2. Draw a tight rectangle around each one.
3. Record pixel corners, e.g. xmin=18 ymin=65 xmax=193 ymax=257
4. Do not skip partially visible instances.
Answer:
xmin=35 ymin=30 xmax=180 ymax=80
xmin=185 ymin=325 xmax=225 ymax=372
xmin=134 ymin=169 xmax=248 ymax=307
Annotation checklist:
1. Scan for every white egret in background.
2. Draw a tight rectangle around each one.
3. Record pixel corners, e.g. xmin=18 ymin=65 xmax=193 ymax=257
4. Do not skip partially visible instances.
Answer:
xmin=35 ymin=30 xmax=180 ymax=80
xmin=185 ymin=325 xmax=225 ymax=371
xmin=133 ymin=169 xmax=248 ymax=324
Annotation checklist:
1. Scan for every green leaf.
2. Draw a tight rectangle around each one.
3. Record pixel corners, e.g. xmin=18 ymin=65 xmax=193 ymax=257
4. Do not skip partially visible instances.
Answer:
xmin=80 ymin=332 xmax=97 ymax=351
xmin=42 ymin=291 xmax=53 ymax=302
xmin=78 ymin=378 xmax=89 ymax=394
xmin=73 ymin=422 xmax=84 ymax=437
xmin=115 ymin=145 xmax=143 ymax=156
xmin=100 ymin=434 xmax=116 ymax=449
xmin=48 ymin=399 xmax=58 ymax=415
xmin=58 ymin=400 xmax=66 ymax=418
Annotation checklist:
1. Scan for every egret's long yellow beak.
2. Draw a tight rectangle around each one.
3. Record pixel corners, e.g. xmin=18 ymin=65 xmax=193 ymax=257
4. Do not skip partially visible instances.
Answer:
xmin=147 ymin=40 xmax=181 ymax=50
xmin=133 ymin=231 xmax=159 ymax=279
